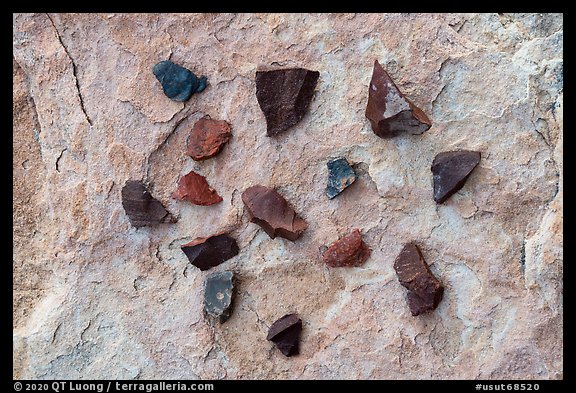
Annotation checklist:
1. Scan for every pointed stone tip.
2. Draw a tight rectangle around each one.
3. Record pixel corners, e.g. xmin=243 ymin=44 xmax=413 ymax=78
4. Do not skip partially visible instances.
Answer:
xmin=172 ymin=170 xmax=222 ymax=206
xmin=366 ymin=59 xmax=431 ymax=138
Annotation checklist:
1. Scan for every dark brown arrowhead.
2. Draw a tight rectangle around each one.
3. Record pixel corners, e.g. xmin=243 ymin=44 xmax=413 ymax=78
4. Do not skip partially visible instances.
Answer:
xmin=393 ymin=242 xmax=444 ymax=316
xmin=241 ymin=185 xmax=308 ymax=241
xmin=181 ymin=233 xmax=239 ymax=271
xmin=365 ymin=60 xmax=431 ymax=138
xmin=432 ymin=150 xmax=481 ymax=204
xmin=323 ymin=229 xmax=371 ymax=267
xmin=267 ymin=313 xmax=302 ymax=357
xmin=187 ymin=117 xmax=232 ymax=161
xmin=172 ymin=170 xmax=223 ymax=206
xmin=121 ymin=180 xmax=176 ymax=228
xmin=255 ymin=68 xmax=320 ymax=136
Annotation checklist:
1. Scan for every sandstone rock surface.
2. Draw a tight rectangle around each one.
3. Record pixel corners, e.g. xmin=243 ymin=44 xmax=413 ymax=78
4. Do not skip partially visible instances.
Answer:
xmin=13 ymin=13 xmax=562 ymax=379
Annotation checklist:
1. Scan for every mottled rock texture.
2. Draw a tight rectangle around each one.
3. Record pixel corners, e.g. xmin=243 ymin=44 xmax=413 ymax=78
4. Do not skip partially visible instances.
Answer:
xmin=13 ymin=13 xmax=562 ymax=379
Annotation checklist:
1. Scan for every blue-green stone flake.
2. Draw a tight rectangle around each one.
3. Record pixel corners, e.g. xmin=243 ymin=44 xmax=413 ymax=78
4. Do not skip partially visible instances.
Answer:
xmin=152 ymin=60 xmax=207 ymax=102
xmin=326 ymin=158 xmax=357 ymax=199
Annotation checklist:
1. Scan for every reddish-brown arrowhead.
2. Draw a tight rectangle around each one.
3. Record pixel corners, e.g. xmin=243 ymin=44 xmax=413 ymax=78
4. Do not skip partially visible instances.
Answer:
xmin=323 ymin=229 xmax=371 ymax=267
xmin=241 ymin=185 xmax=308 ymax=241
xmin=393 ymin=242 xmax=444 ymax=316
xmin=172 ymin=170 xmax=223 ymax=206
xmin=187 ymin=117 xmax=232 ymax=161
xmin=365 ymin=60 xmax=431 ymax=138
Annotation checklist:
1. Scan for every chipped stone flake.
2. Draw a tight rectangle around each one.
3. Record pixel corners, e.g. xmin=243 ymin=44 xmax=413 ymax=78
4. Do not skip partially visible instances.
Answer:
xmin=121 ymin=180 xmax=176 ymax=227
xmin=267 ymin=313 xmax=302 ymax=357
xmin=204 ymin=271 xmax=235 ymax=323
xmin=255 ymin=68 xmax=320 ymax=136
xmin=241 ymin=185 xmax=308 ymax=241
xmin=181 ymin=233 xmax=239 ymax=271
xmin=326 ymin=158 xmax=357 ymax=199
xmin=365 ymin=60 xmax=431 ymax=138
xmin=393 ymin=242 xmax=444 ymax=316
xmin=187 ymin=117 xmax=232 ymax=161
xmin=432 ymin=150 xmax=481 ymax=204
xmin=153 ymin=60 xmax=207 ymax=102
xmin=323 ymin=229 xmax=371 ymax=267
xmin=172 ymin=170 xmax=223 ymax=206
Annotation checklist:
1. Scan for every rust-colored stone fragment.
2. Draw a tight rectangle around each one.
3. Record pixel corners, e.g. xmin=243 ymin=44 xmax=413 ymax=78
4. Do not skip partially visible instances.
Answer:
xmin=172 ymin=170 xmax=223 ymax=206
xmin=432 ymin=150 xmax=481 ymax=204
xmin=241 ymin=185 xmax=308 ymax=241
xmin=393 ymin=242 xmax=444 ymax=316
xmin=267 ymin=313 xmax=302 ymax=357
xmin=121 ymin=180 xmax=176 ymax=227
xmin=181 ymin=233 xmax=239 ymax=271
xmin=186 ymin=117 xmax=232 ymax=161
xmin=255 ymin=68 xmax=320 ymax=136
xmin=323 ymin=229 xmax=371 ymax=267
xmin=365 ymin=60 xmax=431 ymax=138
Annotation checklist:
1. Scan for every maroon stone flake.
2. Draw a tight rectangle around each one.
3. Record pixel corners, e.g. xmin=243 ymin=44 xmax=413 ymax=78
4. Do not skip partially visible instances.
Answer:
xmin=267 ymin=313 xmax=302 ymax=357
xmin=181 ymin=233 xmax=239 ymax=271
xmin=432 ymin=150 xmax=481 ymax=204
xmin=241 ymin=185 xmax=308 ymax=241
xmin=393 ymin=242 xmax=444 ymax=316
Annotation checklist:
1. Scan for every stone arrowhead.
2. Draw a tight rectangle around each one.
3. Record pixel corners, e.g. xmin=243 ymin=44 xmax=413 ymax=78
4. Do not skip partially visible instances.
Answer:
xmin=187 ymin=117 xmax=232 ymax=161
xmin=172 ymin=170 xmax=223 ymax=206
xmin=365 ymin=60 xmax=431 ymax=138
xmin=326 ymin=157 xmax=357 ymax=199
xmin=241 ymin=185 xmax=308 ymax=241
xmin=121 ymin=180 xmax=176 ymax=228
xmin=204 ymin=271 xmax=235 ymax=323
xmin=432 ymin=150 xmax=481 ymax=204
xmin=152 ymin=60 xmax=207 ymax=102
xmin=267 ymin=313 xmax=302 ymax=357
xmin=323 ymin=229 xmax=371 ymax=267
xmin=181 ymin=233 xmax=239 ymax=271
xmin=255 ymin=68 xmax=320 ymax=136
xmin=393 ymin=242 xmax=444 ymax=316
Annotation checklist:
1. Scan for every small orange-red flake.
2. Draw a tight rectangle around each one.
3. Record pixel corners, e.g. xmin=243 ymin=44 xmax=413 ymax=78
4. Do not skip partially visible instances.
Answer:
xmin=322 ymin=229 xmax=371 ymax=267
xmin=172 ymin=170 xmax=222 ymax=206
